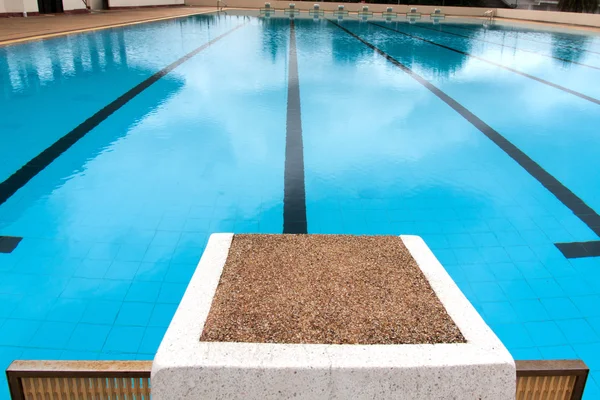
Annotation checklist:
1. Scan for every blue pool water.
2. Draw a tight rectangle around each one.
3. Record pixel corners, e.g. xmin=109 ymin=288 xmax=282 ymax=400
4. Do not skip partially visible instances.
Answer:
xmin=1 ymin=10 xmax=600 ymax=398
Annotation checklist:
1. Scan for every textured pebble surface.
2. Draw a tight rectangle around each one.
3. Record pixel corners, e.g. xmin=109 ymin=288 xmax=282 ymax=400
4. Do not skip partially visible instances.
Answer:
xmin=200 ymin=234 xmax=465 ymax=345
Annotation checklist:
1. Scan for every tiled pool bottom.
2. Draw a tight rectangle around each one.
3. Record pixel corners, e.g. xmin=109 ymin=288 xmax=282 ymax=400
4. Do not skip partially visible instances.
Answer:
xmin=2 ymin=10 xmax=600 ymax=399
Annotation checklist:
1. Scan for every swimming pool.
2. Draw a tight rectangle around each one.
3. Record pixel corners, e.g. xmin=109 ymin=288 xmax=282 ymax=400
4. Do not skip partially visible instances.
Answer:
xmin=1 ymin=9 xmax=600 ymax=398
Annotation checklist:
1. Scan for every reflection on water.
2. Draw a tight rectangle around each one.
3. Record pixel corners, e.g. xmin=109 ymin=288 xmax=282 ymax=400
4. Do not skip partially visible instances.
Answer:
xmin=550 ymin=32 xmax=589 ymax=68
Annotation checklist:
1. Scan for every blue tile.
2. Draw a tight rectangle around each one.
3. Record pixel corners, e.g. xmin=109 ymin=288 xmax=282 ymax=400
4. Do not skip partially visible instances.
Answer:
xmin=93 ymin=279 xmax=132 ymax=301
xmin=542 ymin=259 xmax=578 ymax=278
xmin=494 ymin=231 xmax=522 ymax=246
xmin=87 ymin=243 xmax=121 ymax=260
xmin=573 ymin=343 xmax=600 ymax=370
xmin=527 ymin=278 xmax=566 ymax=298
xmin=505 ymin=246 xmax=537 ymax=262
xmin=148 ymin=303 xmax=177 ymax=327
xmin=511 ymin=299 xmax=550 ymax=323
xmin=115 ymin=302 xmax=154 ymax=326
xmin=74 ymin=259 xmax=112 ymax=279
xmin=81 ymin=300 xmax=122 ymax=324
xmin=20 ymin=348 xmax=62 ymax=360
xmin=104 ymin=261 xmax=140 ymax=280
xmin=103 ymin=326 xmax=145 ymax=353
xmin=170 ymin=246 xmax=203 ymax=264
xmin=588 ymin=318 xmax=600 ymax=336
xmin=481 ymin=302 xmax=518 ymax=324
xmin=540 ymin=297 xmax=582 ymax=320
xmin=446 ymin=233 xmax=475 ymax=248
xmin=60 ymin=278 xmax=102 ymax=299
xmin=134 ymin=262 xmax=170 ymax=282
xmin=10 ymin=295 xmax=56 ymax=320
xmin=470 ymin=232 xmax=500 ymax=247
xmin=515 ymin=261 xmax=551 ymax=279
xmin=572 ymin=296 xmax=600 ymax=318
xmin=489 ymin=323 xmax=533 ymax=348
xmin=0 ymin=346 xmax=23 ymax=370
xmin=164 ymin=263 xmax=195 ymax=283
xmin=518 ymin=229 xmax=549 ymax=245
xmin=158 ymin=282 xmax=187 ymax=304
xmin=538 ymin=345 xmax=577 ymax=359
xmin=556 ymin=276 xmax=595 ymax=296
xmin=66 ymin=324 xmax=111 ymax=352
xmin=138 ymin=326 xmax=167 ymax=354
xmin=510 ymin=347 xmax=542 ymax=360
xmin=498 ymin=280 xmax=536 ymax=300
xmin=46 ymin=298 xmax=88 ymax=322
xmin=0 ymin=320 xmax=41 ymax=346
xmin=488 ymin=263 xmax=523 ymax=280
xmin=556 ymin=319 xmax=599 ymax=344
xmin=125 ymin=281 xmax=162 ymax=303
xmin=470 ymin=282 xmax=507 ymax=302
xmin=29 ymin=321 xmax=76 ymax=349
xmin=0 ymin=294 xmax=22 ymax=318
xmin=525 ymin=321 xmax=567 ymax=347
xmin=142 ymin=245 xmax=175 ymax=263
xmin=460 ymin=264 xmax=495 ymax=282
xmin=114 ymin=245 xmax=149 ymax=263
xmin=158 ymin=217 xmax=187 ymax=231
xmin=431 ymin=249 xmax=457 ymax=265
xmin=453 ymin=248 xmax=484 ymax=264
xmin=59 ymin=350 xmax=99 ymax=360
xmin=480 ymin=247 xmax=511 ymax=263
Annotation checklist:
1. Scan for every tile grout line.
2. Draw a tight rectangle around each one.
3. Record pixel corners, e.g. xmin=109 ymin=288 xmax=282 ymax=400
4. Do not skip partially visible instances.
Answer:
xmin=328 ymin=19 xmax=600 ymax=259
xmin=283 ymin=19 xmax=308 ymax=234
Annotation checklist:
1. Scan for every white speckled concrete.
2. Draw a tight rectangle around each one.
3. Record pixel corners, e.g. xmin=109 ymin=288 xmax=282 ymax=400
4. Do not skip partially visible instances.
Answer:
xmin=152 ymin=234 xmax=516 ymax=400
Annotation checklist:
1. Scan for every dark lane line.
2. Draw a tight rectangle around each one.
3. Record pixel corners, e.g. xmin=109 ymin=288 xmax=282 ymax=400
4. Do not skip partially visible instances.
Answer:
xmin=409 ymin=23 xmax=600 ymax=71
xmin=0 ymin=236 xmax=22 ymax=253
xmin=328 ymin=19 xmax=600 ymax=258
xmin=0 ymin=23 xmax=246 ymax=207
xmin=283 ymin=19 xmax=308 ymax=234
xmin=449 ymin=23 xmax=600 ymax=56
xmin=368 ymin=22 xmax=600 ymax=106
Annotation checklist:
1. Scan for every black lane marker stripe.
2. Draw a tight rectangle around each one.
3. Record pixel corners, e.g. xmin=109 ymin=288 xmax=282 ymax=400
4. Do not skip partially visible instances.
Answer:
xmin=449 ymin=24 xmax=600 ymax=57
xmin=0 ymin=23 xmax=245 ymax=207
xmin=329 ymin=20 xmax=600 ymax=258
xmin=368 ymin=22 xmax=600 ymax=106
xmin=283 ymin=19 xmax=308 ymax=234
xmin=410 ymin=23 xmax=600 ymax=71
xmin=555 ymin=241 xmax=600 ymax=259
xmin=0 ymin=236 xmax=22 ymax=254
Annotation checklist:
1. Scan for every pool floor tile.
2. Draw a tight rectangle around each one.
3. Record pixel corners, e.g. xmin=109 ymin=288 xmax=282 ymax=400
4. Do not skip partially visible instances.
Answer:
xmin=45 ymin=298 xmax=88 ymax=322
xmin=80 ymin=300 xmax=122 ymax=325
xmin=556 ymin=319 xmax=599 ymax=344
xmin=489 ymin=323 xmax=534 ymax=349
xmin=148 ymin=303 xmax=177 ymax=327
xmin=103 ymin=326 xmax=145 ymax=353
xmin=511 ymin=299 xmax=550 ymax=323
xmin=66 ymin=324 xmax=111 ymax=352
xmin=470 ymin=282 xmax=507 ymax=302
xmin=538 ymin=345 xmax=577 ymax=359
xmin=525 ymin=321 xmax=567 ymax=347
xmin=540 ymin=297 xmax=582 ymax=320
xmin=138 ymin=326 xmax=167 ymax=354
xmin=0 ymin=320 xmax=41 ymax=347
xmin=115 ymin=302 xmax=154 ymax=326
xmin=125 ymin=281 xmax=162 ymax=303
xmin=28 ymin=321 xmax=76 ymax=349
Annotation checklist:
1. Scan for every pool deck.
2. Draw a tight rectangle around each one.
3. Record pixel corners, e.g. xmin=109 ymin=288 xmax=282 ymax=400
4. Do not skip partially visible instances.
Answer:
xmin=0 ymin=7 xmax=217 ymax=46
